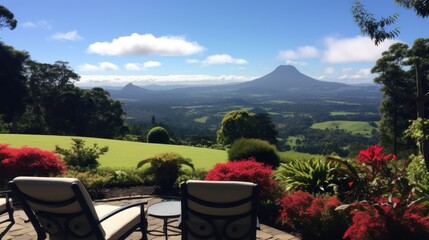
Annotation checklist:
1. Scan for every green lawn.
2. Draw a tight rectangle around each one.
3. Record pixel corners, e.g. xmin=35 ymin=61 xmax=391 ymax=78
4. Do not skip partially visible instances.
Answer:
xmin=311 ymin=121 xmax=377 ymax=137
xmin=0 ymin=134 xmax=227 ymax=170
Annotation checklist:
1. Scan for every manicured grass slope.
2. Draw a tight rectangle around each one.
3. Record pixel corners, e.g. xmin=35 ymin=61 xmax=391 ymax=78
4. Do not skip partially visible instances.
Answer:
xmin=0 ymin=134 xmax=227 ymax=170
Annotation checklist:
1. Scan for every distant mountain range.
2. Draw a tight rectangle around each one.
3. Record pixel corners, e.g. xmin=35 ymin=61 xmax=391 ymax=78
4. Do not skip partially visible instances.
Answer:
xmin=108 ymin=65 xmax=381 ymax=103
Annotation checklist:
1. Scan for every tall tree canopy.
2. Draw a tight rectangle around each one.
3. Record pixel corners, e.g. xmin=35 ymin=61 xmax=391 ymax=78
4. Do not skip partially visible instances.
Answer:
xmin=372 ymin=38 xmax=429 ymax=169
xmin=0 ymin=42 xmax=29 ymax=122
xmin=352 ymin=0 xmax=429 ymax=45
xmin=217 ymin=110 xmax=278 ymax=146
xmin=0 ymin=5 xmax=17 ymax=30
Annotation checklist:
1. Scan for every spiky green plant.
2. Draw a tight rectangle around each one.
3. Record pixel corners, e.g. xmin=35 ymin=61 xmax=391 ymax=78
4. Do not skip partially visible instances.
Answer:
xmin=275 ymin=156 xmax=341 ymax=195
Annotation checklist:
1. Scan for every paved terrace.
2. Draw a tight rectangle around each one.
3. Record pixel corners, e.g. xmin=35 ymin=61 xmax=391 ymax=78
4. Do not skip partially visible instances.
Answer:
xmin=0 ymin=195 xmax=299 ymax=240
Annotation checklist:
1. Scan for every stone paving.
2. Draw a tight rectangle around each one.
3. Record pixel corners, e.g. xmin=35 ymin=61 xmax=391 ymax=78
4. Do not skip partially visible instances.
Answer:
xmin=0 ymin=195 xmax=299 ymax=240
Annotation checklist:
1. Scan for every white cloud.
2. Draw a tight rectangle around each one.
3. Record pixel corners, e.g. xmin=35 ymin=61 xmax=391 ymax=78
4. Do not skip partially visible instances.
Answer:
xmin=125 ymin=63 xmax=142 ymax=71
xmin=99 ymin=62 xmax=119 ymax=71
xmin=124 ymin=61 xmax=162 ymax=71
xmin=77 ymin=74 xmax=257 ymax=86
xmin=186 ymin=59 xmax=200 ymax=64
xmin=21 ymin=20 xmax=52 ymax=30
xmin=337 ymin=68 xmax=374 ymax=80
xmin=78 ymin=62 xmax=119 ymax=72
xmin=202 ymin=54 xmax=248 ymax=65
xmin=323 ymin=36 xmax=399 ymax=63
xmin=143 ymin=61 xmax=161 ymax=69
xmin=278 ymin=46 xmax=319 ymax=60
xmin=285 ymin=59 xmax=307 ymax=66
xmin=87 ymin=33 xmax=204 ymax=56
xmin=324 ymin=67 xmax=335 ymax=74
xmin=51 ymin=30 xmax=83 ymax=41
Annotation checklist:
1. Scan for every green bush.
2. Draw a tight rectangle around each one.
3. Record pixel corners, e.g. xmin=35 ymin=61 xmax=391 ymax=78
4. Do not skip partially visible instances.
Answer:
xmin=55 ymin=138 xmax=108 ymax=171
xmin=64 ymin=170 xmax=113 ymax=199
xmin=147 ymin=126 xmax=170 ymax=144
xmin=228 ymin=138 xmax=280 ymax=168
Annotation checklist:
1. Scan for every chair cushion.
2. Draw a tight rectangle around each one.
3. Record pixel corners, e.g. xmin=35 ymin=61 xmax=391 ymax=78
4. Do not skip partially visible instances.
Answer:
xmin=0 ymin=198 xmax=7 ymax=212
xmin=95 ymin=204 xmax=142 ymax=240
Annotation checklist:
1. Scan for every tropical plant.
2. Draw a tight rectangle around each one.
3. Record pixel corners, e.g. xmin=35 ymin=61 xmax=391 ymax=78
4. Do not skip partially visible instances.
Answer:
xmin=338 ymin=181 xmax=429 ymax=240
xmin=228 ymin=138 xmax=280 ymax=168
xmin=136 ymin=152 xmax=194 ymax=190
xmin=275 ymin=156 xmax=342 ymax=196
xmin=55 ymin=138 xmax=109 ymax=171
xmin=327 ymin=144 xmax=409 ymax=202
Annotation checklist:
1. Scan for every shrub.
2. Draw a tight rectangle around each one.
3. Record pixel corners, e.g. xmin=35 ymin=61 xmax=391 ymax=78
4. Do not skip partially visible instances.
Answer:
xmin=147 ymin=126 xmax=170 ymax=144
xmin=64 ymin=170 xmax=113 ymax=199
xmin=1 ymin=145 xmax=67 ymax=182
xmin=342 ymin=198 xmax=429 ymax=240
xmin=55 ymin=138 xmax=108 ymax=171
xmin=275 ymin=156 xmax=342 ymax=196
xmin=205 ymin=158 xmax=276 ymax=200
xmin=136 ymin=152 xmax=194 ymax=190
xmin=228 ymin=138 xmax=280 ymax=169
xmin=327 ymin=144 xmax=409 ymax=202
xmin=277 ymin=191 xmax=347 ymax=240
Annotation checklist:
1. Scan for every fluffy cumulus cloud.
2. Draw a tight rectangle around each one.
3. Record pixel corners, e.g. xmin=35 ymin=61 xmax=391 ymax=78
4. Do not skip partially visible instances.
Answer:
xmin=278 ymin=46 xmax=319 ymax=60
xmin=339 ymin=68 xmax=373 ymax=80
xmin=87 ymin=33 xmax=204 ymax=56
xmin=78 ymin=62 xmax=119 ymax=72
xmin=51 ymin=30 xmax=83 ymax=41
xmin=77 ymin=74 xmax=257 ymax=86
xmin=125 ymin=61 xmax=162 ymax=71
xmin=322 ymin=36 xmax=398 ymax=63
xmin=202 ymin=54 xmax=248 ymax=65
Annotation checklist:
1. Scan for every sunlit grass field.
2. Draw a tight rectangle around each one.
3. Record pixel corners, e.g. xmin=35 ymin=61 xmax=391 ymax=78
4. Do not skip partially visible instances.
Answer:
xmin=0 ymin=134 xmax=320 ymax=171
xmin=311 ymin=120 xmax=377 ymax=137
xmin=0 ymin=134 xmax=227 ymax=170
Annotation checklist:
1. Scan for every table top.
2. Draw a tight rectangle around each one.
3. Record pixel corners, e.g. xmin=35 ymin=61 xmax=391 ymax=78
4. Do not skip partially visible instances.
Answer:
xmin=147 ymin=200 xmax=181 ymax=218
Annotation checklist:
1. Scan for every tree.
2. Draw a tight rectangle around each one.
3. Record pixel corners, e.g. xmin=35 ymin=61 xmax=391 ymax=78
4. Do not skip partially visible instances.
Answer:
xmin=352 ymin=0 xmax=429 ymax=45
xmin=0 ymin=5 xmax=17 ymax=30
xmin=372 ymin=39 xmax=429 ymax=170
xmin=217 ymin=110 xmax=278 ymax=146
xmin=0 ymin=42 xmax=29 ymax=122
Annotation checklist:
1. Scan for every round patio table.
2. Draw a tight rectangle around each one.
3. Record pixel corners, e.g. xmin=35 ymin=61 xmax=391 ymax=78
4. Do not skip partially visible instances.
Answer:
xmin=147 ymin=200 xmax=181 ymax=240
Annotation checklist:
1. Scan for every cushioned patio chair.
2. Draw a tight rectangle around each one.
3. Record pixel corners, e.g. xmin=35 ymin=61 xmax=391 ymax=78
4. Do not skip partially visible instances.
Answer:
xmin=180 ymin=180 xmax=258 ymax=240
xmin=0 ymin=190 xmax=14 ymax=224
xmin=9 ymin=176 xmax=148 ymax=240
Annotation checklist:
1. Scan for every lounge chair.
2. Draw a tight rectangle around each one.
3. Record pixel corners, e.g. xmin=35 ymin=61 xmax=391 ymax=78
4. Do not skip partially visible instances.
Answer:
xmin=0 ymin=190 xmax=14 ymax=224
xmin=180 ymin=180 xmax=258 ymax=240
xmin=9 ymin=176 xmax=148 ymax=240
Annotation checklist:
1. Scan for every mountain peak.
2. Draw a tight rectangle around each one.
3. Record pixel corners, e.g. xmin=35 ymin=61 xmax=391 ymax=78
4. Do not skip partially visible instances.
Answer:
xmin=239 ymin=65 xmax=347 ymax=90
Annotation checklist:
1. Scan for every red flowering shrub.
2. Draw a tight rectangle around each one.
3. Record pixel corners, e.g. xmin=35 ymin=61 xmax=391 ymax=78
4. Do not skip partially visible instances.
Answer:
xmin=357 ymin=144 xmax=396 ymax=172
xmin=205 ymin=158 xmax=276 ymax=199
xmin=277 ymin=191 xmax=346 ymax=240
xmin=0 ymin=145 xmax=67 ymax=181
xmin=343 ymin=200 xmax=429 ymax=240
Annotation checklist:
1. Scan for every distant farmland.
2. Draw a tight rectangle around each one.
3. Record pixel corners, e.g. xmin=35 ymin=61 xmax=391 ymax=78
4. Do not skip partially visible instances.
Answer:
xmin=311 ymin=121 xmax=378 ymax=137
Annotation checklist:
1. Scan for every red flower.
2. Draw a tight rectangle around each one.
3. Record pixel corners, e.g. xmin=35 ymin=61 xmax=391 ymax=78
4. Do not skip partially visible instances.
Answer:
xmin=357 ymin=145 xmax=396 ymax=164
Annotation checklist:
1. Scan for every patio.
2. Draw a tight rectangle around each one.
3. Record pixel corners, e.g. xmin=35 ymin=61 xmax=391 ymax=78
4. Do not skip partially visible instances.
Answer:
xmin=0 ymin=195 xmax=299 ymax=240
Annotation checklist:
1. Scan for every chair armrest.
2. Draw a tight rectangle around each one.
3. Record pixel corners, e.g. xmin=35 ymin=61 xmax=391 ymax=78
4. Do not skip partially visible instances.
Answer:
xmin=99 ymin=200 xmax=148 ymax=223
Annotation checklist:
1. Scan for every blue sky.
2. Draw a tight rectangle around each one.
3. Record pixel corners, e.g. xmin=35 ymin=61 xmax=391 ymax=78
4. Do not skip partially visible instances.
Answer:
xmin=1 ymin=0 xmax=428 ymax=87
